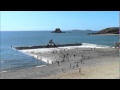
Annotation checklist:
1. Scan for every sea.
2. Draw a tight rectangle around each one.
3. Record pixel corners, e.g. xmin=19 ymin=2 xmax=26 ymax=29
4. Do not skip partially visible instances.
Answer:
xmin=0 ymin=31 xmax=119 ymax=71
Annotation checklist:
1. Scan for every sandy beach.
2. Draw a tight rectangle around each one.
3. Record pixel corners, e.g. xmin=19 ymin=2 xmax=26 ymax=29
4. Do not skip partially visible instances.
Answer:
xmin=0 ymin=44 xmax=119 ymax=79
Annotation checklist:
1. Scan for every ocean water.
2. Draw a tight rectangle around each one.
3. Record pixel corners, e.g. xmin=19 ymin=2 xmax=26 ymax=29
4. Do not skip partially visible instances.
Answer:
xmin=0 ymin=31 xmax=119 ymax=70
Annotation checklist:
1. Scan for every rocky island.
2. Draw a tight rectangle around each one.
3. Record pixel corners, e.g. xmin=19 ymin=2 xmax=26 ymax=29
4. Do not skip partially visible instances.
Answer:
xmin=51 ymin=28 xmax=65 ymax=33
xmin=88 ymin=27 xmax=119 ymax=35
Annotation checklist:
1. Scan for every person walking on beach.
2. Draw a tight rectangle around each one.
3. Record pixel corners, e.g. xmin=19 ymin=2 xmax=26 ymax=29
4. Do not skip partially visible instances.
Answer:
xmin=62 ymin=68 xmax=64 ymax=72
xmin=67 ymin=53 xmax=69 ymax=57
xmin=79 ymin=68 xmax=81 ymax=74
xmin=57 ymin=61 xmax=59 ymax=65
xmin=47 ymin=60 xmax=49 ymax=64
xmin=76 ymin=63 xmax=78 ymax=68
xmin=53 ymin=51 xmax=54 ymax=53
xmin=81 ymin=55 xmax=83 ymax=59
xmin=70 ymin=63 xmax=71 ymax=68
xmin=81 ymin=60 xmax=82 ymax=64
xmin=82 ymin=55 xmax=83 ymax=57
xmin=74 ymin=54 xmax=75 ymax=57
xmin=52 ymin=61 xmax=53 ymax=64
xmin=63 ymin=54 xmax=65 ymax=58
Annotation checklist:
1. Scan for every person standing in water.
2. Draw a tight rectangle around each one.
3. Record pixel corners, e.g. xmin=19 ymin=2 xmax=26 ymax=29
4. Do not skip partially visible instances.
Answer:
xmin=11 ymin=45 xmax=12 ymax=49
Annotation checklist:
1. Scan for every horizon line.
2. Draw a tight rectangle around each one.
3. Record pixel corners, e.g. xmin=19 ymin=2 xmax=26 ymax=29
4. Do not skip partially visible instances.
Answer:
xmin=1 ymin=30 xmax=98 ymax=31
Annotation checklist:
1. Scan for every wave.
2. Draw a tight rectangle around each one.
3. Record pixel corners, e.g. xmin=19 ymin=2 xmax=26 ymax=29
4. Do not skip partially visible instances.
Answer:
xmin=81 ymin=43 xmax=111 ymax=48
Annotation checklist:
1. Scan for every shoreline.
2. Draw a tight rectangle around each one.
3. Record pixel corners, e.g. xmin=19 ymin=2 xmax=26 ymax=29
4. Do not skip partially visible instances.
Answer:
xmin=1 ymin=43 xmax=113 ymax=71
xmin=1 ymin=43 xmax=119 ymax=79
xmin=19 ymin=43 xmax=112 ymax=64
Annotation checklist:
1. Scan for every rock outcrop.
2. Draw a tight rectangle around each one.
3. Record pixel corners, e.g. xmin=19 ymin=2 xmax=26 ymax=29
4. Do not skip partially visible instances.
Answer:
xmin=51 ymin=28 xmax=65 ymax=33
xmin=96 ymin=27 xmax=119 ymax=34
xmin=88 ymin=27 xmax=119 ymax=35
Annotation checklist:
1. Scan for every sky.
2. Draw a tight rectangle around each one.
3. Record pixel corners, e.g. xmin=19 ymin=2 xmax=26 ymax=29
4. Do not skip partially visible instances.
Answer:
xmin=0 ymin=11 xmax=119 ymax=31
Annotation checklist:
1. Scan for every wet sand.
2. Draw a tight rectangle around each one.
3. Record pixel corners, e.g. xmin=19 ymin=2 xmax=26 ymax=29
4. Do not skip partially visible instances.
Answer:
xmin=0 ymin=46 xmax=119 ymax=79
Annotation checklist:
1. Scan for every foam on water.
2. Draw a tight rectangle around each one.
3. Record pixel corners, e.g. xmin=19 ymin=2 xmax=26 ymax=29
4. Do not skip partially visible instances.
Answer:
xmin=81 ymin=43 xmax=111 ymax=48
xmin=0 ymin=60 xmax=4 ymax=63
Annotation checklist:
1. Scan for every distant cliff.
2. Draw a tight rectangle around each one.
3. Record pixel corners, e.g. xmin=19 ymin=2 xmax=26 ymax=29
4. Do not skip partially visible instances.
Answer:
xmin=96 ymin=27 xmax=119 ymax=34
xmin=51 ymin=28 xmax=65 ymax=33
xmin=88 ymin=27 xmax=119 ymax=35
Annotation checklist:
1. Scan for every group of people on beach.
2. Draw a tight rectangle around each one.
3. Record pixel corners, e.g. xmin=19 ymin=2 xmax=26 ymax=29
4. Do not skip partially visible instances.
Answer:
xmin=48 ymin=48 xmax=86 ymax=73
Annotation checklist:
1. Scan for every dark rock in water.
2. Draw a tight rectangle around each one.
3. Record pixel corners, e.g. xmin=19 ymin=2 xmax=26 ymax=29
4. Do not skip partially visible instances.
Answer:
xmin=51 ymin=28 xmax=65 ymax=33
xmin=88 ymin=27 xmax=119 ymax=35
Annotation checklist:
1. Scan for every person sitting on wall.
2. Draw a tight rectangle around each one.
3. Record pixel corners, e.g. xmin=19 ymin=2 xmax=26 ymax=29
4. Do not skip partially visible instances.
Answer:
xmin=53 ymin=43 xmax=57 ymax=48
xmin=49 ymin=39 xmax=53 ymax=45
xmin=47 ymin=44 xmax=49 ymax=48
xmin=48 ymin=39 xmax=57 ymax=48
